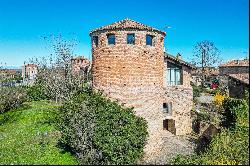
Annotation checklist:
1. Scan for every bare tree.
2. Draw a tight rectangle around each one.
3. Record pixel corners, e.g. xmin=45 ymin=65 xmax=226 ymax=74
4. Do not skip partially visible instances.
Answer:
xmin=191 ymin=40 xmax=221 ymax=87
xmin=31 ymin=34 xmax=90 ymax=103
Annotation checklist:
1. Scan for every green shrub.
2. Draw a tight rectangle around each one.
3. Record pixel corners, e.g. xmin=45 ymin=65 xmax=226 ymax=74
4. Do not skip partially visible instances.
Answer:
xmin=0 ymin=86 xmax=27 ymax=114
xmin=59 ymin=88 xmax=148 ymax=165
xmin=192 ymin=85 xmax=202 ymax=98
xmin=169 ymin=97 xmax=249 ymax=165
xmin=26 ymin=85 xmax=48 ymax=101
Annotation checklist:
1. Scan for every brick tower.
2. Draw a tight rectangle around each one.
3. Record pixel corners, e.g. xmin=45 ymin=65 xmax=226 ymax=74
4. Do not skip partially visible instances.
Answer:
xmin=90 ymin=19 xmax=167 ymax=156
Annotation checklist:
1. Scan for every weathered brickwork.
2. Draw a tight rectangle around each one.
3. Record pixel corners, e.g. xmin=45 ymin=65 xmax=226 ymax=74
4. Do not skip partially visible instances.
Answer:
xmin=90 ymin=19 xmax=194 ymax=157
xmin=219 ymin=59 xmax=249 ymax=75
xmin=71 ymin=56 xmax=90 ymax=74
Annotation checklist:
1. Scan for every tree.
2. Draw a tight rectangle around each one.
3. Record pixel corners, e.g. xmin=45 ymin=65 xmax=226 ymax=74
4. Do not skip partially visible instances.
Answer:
xmin=191 ymin=40 xmax=221 ymax=88
xmin=30 ymin=34 xmax=90 ymax=103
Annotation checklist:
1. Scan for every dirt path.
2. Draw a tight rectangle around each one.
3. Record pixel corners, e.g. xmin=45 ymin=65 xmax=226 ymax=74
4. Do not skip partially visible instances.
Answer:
xmin=139 ymin=133 xmax=197 ymax=165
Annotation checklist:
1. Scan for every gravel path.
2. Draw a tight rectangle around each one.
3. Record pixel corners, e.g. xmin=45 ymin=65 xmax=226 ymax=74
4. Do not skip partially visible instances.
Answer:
xmin=140 ymin=133 xmax=197 ymax=165
xmin=196 ymin=94 xmax=214 ymax=104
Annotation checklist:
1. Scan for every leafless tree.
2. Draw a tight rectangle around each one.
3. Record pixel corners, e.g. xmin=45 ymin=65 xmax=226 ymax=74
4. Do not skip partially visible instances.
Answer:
xmin=191 ymin=40 xmax=221 ymax=87
xmin=31 ymin=34 xmax=90 ymax=103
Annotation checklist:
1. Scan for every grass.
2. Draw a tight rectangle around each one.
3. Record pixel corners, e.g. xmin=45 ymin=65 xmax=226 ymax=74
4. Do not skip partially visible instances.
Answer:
xmin=0 ymin=101 xmax=78 ymax=165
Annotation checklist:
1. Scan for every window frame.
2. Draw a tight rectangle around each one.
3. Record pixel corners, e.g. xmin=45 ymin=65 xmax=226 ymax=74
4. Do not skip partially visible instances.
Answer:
xmin=107 ymin=34 xmax=116 ymax=45
xmin=93 ymin=36 xmax=99 ymax=47
xmin=127 ymin=33 xmax=135 ymax=44
xmin=166 ymin=62 xmax=183 ymax=86
xmin=146 ymin=34 xmax=153 ymax=46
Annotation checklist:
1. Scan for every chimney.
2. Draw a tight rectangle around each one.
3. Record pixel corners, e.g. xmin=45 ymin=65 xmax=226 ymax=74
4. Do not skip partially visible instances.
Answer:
xmin=176 ymin=53 xmax=182 ymax=60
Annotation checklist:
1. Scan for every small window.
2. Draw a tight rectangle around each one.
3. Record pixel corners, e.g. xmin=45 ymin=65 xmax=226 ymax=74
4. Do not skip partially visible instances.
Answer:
xmin=146 ymin=34 xmax=153 ymax=46
xmin=127 ymin=33 xmax=135 ymax=44
xmin=163 ymin=102 xmax=172 ymax=115
xmin=107 ymin=34 xmax=115 ymax=45
xmin=93 ymin=36 xmax=98 ymax=46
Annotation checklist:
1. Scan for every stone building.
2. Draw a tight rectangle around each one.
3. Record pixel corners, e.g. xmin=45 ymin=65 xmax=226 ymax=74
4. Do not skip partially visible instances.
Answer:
xmin=228 ymin=73 xmax=249 ymax=98
xmin=71 ymin=56 xmax=90 ymax=76
xmin=163 ymin=53 xmax=196 ymax=135
xmin=219 ymin=59 xmax=249 ymax=75
xmin=89 ymin=18 xmax=195 ymax=156
xmin=22 ymin=63 xmax=38 ymax=80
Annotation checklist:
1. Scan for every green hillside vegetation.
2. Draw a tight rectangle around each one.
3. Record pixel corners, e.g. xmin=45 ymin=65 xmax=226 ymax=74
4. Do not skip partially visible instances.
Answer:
xmin=0 ymin=101 xmax=78 ymax=165
xmin=169 ymin=97 xmax=249 ymax=165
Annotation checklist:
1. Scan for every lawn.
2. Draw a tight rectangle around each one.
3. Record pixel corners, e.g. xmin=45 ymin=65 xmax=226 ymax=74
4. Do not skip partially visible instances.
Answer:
xmin=0 ymin=101 xmax=78 ymax=165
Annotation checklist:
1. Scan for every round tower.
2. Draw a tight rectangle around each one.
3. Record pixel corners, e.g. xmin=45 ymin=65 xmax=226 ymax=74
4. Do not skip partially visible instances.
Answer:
xmin=90 ymin=19 xmax=166 ymax=155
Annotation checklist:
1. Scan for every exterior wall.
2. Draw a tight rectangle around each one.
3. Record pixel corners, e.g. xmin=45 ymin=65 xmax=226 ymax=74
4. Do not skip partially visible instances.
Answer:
xmin=91 ymin=29 xmax=166 ymax=156
xmin=219 ymin=66 xmax=249 ymax=75
xmin=163 ymin=64 xmax=193 ymax=135
xmin=71 ymin=58 xmax=90 ymax=74
xmin=22 ymin=65 xmax=37 ymax=80
xmin=228 ymin=77 xmax=249 ymax=98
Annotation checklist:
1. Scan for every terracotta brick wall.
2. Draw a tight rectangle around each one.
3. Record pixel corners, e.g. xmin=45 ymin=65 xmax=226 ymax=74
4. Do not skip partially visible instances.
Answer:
xmin=91 ymin=29 xmax=166 ymax=155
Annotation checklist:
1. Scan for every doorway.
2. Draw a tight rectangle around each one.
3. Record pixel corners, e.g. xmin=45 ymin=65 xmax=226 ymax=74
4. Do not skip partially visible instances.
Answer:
xmin=163 ymin=119 xmax=176 ymax=135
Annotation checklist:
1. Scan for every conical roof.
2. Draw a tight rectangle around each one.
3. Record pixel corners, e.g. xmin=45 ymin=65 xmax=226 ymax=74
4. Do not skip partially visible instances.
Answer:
xmin=90 ymin=18 xmax=166 ymax=35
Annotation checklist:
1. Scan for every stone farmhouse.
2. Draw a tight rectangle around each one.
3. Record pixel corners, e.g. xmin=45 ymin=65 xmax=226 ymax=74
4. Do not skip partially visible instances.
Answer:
xmin=89 ymin=18 xmax=196 ymax=156
xmin=219 ymin=59 xmax=249 ymax=98
xmin=71 ymin=56 xmax=90 ymax=76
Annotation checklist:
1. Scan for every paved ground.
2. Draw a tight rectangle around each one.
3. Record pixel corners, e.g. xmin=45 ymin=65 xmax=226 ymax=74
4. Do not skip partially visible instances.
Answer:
xmin=139 ymin=133 xmax=197 ymax=165
xmin=196 ymin=94 xmax=214 ymax=104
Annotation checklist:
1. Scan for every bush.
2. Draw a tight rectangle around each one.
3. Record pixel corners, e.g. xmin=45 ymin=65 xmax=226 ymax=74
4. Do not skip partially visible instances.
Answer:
xmin=59 ymin=88 xmax=148 ymax=165
xmin=26 ymin=85 xmax=49 ymax=101
xmin=168 ymin=97 xmax=249 ymax=165
xmin=0 ymin=86 xmax=27 ymax=114
xmin=193 ymin=85 xmax=202 ymax=98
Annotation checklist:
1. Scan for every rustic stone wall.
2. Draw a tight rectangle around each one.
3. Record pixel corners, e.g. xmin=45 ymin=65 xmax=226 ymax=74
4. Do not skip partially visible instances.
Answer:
xmin=71 ymin=58 xmax=90 ymax=74
xmin=91 ymin=29 xmax=167 ymax=156
xmin=163 ymin=85 xmax=193 ymax=135
xmin=219 ymin=66 xmax=249 ymax=75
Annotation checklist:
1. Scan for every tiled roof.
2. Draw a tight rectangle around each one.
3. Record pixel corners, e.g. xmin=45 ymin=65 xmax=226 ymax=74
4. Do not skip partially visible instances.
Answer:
xmin=71 ymin=56 xmax=88 ymax=60
xmin=90 ymin=18 xmax=166 ymax=35
xmin=164 ymin=52 xmax=196 ymax=69
xmin=229 ymin=73 xmax=249 ymax=84
xmin=219 ymin=59 xmax=249 ymax=67
xmin=25 ymin=64 xmax=37 ymax=67
xmin=0 ymin=69 xmax=16 ymax=74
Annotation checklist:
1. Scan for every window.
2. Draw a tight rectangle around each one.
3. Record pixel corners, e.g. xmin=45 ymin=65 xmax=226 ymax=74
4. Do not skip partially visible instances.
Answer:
xmin=146 ymin=34 xmax=153 ymax=46
xmin=163 ymin=102 xmax=172 ymax=115
xmin=93 ymin=36 xmax=98 ymax=46
xmin=127 ymin=33 xmax=135 ymax=44
xmin=107 ymin=34 xmax=115 ymax=45
xmin=167 ymin=62 xmax=182 ymax=85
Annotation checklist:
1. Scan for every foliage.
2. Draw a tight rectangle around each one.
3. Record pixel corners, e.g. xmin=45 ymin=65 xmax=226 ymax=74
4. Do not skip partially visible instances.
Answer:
xmin=0 ymin=101 xmax=77 ymax=165
xmin=59 ymin=88 xmax=148 ymax=165
xmin=192 ymin=85 xmax=203 ymax=98
xmin=213 ymin=92 xmax=226 ymax=106
xmin=168 ymin=97 xmax=249 ymax=165
xmin=30 ymin=34 xmax=88 ymax=103
xmin=0 ymin=86 xmax=27 ymax=114
xmin=26 ymin=85 xmax=49 ymax=101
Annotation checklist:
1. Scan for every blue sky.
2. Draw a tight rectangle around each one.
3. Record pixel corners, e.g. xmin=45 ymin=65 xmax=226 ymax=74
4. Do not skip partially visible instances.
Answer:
xmin=0 ymin=0 xmax=249 ymax=68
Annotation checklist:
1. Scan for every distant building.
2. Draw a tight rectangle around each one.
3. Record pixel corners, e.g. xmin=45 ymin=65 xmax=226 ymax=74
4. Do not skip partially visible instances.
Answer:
xmin=71 ymin=56 xmax=90 ymax=76
xmin=22 ymin=64 xmax=38 ymax=80
xmin=0 ymin=69 xmax=17 ymax=78
xmin=219 ymin=59 xmax=249 ymax=75
xmin=228 ymin=73 xmax=249 ymax=98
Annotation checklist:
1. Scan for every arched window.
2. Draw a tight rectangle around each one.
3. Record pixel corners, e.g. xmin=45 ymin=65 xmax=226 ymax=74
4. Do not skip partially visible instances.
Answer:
xmin=107 ymin=34 xmax=115 ymax=45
